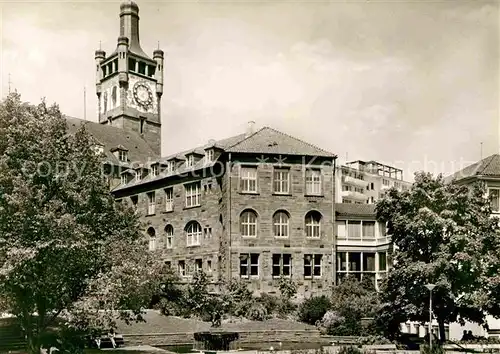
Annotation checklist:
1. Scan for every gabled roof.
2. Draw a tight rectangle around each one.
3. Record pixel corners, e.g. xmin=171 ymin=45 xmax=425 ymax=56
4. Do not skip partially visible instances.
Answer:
xmin=65 ymin=116 xmax=158 ymax=165
xmin=445 ymin=154 xmax=500 ymax=183
xmin=335 ymin=203 xmax=376 ymax=217
xmin=226 ymin=127 xmax=335 ymax=158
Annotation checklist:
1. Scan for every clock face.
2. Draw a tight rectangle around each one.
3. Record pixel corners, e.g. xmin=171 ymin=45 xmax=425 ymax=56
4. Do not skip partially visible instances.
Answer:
xmin=132 ymin=82 xmax=153 ymax=109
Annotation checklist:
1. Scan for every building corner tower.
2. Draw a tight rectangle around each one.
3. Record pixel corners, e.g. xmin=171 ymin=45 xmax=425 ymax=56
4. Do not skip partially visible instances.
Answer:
xmin=95 ymin=0 xmax=163 ymax=156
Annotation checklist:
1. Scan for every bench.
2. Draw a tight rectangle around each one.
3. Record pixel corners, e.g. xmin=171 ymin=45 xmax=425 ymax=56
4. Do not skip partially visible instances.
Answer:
xmin=89 ymin=334 xmax=125 ymax=349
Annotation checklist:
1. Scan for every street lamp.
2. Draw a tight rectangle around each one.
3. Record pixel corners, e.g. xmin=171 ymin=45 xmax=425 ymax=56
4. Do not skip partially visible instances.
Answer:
xmin=425 ymin=284 xmax=436 ymax=350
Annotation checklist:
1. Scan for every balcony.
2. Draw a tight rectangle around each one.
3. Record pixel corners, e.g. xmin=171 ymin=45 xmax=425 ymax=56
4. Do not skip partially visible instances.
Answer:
xmin=343 ymin=176 xmax=369 ymax=189
xmin=341 ymin=190 xmax=368 ymax=201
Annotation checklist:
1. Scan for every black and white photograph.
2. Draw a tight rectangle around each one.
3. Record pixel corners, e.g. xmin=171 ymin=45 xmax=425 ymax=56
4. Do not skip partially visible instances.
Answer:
xmin=0 ymin=0 xmax=498 ymax=353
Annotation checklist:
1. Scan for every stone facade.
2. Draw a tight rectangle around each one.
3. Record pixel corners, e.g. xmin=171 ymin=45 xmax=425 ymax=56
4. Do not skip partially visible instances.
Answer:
xmin=113 ymin=150 xmax=337 ymax=296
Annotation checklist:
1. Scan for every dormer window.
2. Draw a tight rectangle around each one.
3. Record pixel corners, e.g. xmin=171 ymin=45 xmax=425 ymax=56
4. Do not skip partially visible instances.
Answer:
xmin=167 ymin=161 xmax=175 ymax=173
xmin=186 ymin=155 xmax=195 ymax=168
xmin=111 ymin=145 xmax=129 ymax=162
xmin=151 ymin=164 xmax=158 ymax=177
xmin=135 ymin=170 xmax=142 ymax=182
xmin=121 ymin=174 xmax=128 ymax=185
xmin=118 ymin=150 xmax=127 ymax=162
xmin=205 ymin=149 xmax=214 ymax=163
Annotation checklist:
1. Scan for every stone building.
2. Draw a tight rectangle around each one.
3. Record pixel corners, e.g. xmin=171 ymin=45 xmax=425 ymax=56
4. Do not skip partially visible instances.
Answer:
xmin=64 ymin=0 xmax=343 ymax=296
xmin=112 ymin=126 xmax=337 ymax=297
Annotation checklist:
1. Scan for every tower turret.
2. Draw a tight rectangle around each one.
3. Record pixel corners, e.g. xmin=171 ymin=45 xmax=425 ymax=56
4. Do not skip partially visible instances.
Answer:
xmin=95 ymin=49 xmax=106 ymax=95
xmin=119 ymin=0 xmax=148 ymax=58
xmin=117 ymin=36 xmax=129 ymax=85
xmin=153 ymin=49 xmax=164 ymax=97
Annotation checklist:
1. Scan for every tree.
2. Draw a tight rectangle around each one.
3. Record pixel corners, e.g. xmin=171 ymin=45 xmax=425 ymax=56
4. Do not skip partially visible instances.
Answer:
xmin=376 ymin=172 xmax=500 ymax=342
xmin=0 ymin=93 xmax=163 ymax=353
xmin=327 ymin=276 xmax=380 ymax=336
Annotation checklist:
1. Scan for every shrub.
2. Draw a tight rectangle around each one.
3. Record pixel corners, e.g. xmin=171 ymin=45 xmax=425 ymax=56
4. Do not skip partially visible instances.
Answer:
xmin=276 ymin=298 xmax=297 ymax=318
xmin=246 ymin=302 xmax=268 ymax=321
xmin=226 ymin=281 xmax=254 ymax=317
xmin=337 ymin=346 xmax=362 ymax=354
xmin=420 ymin=344 xmax=444 ymax=354
xmin=258 ymin=293 xmax=279 ymax=314
xmin=298 ymin=295 xmax=331 ymax=325
xmin=326 ymin=308 xmax=362 ymax=336
xmin=278 ymin=277 xmax=298 ymax=300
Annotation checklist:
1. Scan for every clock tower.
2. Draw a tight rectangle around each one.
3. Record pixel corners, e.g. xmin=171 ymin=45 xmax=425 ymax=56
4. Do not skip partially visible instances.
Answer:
xmin=95 ymin=0 xmax=163 ymax=155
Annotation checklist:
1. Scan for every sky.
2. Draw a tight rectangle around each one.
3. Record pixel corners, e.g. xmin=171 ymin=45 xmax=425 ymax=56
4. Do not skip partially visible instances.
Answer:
xmin=1 ymin=0 xmax=498 ymax=181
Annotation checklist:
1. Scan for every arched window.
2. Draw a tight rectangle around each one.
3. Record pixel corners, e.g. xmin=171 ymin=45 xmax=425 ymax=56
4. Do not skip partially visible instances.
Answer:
xmin=147 ymin=227 xmax=156 ymax=251
xmin=240 ymin=209 xmax=257 ymax=237
xmin=273 ymin=210 xmax=290 ymax=238
xmin=185 ymin=221 xmax=202 ymax=247
xmin=305 ymin=211 xmax=322 ymax=238
xmin=112 ymin=86 xmax=117 ymax=108
xmin=165 ymin=224 xmax=174 ymax=249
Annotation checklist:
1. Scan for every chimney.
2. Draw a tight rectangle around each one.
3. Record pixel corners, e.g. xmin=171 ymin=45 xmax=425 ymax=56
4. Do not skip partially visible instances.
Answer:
xmin=246 ymin=120 xmax=256 ymax=137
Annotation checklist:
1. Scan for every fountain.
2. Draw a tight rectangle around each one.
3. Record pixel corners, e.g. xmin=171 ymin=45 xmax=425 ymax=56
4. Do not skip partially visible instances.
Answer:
xmin=193 ymin=331 xmax=240 ymax=352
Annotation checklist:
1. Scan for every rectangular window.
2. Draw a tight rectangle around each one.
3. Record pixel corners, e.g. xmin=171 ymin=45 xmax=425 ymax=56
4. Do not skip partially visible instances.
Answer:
xmin=178 ymin=260 xmax=186 ymax=277
xmin=240 ymin=167 xmax=258 ymax=193
xmin=185 ymin=182 xmax=201 ymax=207
xmin=490 ymin=188 xmax=500 ymax=212
xmin=337 ymin=252 xmax=347 ymax=271
xmin=118 ymin=150 xmax=127 ymax=162
xmin=207 ymin=260 xmax=212 ymax=273
xmin=363 ymin=252 xmax=376 ymax=272
xmin=205 ymin=149 xmax=214 ymax=162
xmin=379 ymin=252 xmax=387 ymax=272
xmin=121 ymin=174 xmax=127 ymax=185
xmin=204 ymin=227 xmax=212 ymax=239
xmin=362 ymin=221 xmax=375 ymax=239
xmin=272 ymin=254 xmax=292 ymax=277
xmin=349 ymin=252 xmax=361 ymax=272
xmin=239 ymin=253 xmax=259 ymax=277
xmin=304 ymin=254 xmax=322 ymax=278
xmin=347 ymin=221 xmax=361 ymax=239
xmin=147 ymin=192 xmax=156 ymax=215
xmin=337 ymin=221 xmax=346 ymax=239
xmin=130 ymin=195 xmax=138 ymax=209
xmin=186 ymin=155 xmax=195 ymax=168
xmin=167 ymin=161 xmax=175 ymax=173
xmin=164 ymin=188 xmax=173 ymax=212
xmin=273 ymin=168 xmax=290 ymax=194
xmin=383 ymin=179 xmax=390 ymax=186
xmin=151 ymin=164 xmax=158 ymax=177
xmin=305 ymin=169 xmax=321 ymax=195
xmin=195 ymin=259 xmax=203 ymax=273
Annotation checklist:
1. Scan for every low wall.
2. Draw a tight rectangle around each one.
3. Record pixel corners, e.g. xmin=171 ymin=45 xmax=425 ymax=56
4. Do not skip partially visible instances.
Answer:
xmin=123 ymin=329 xmax=324 ymax=347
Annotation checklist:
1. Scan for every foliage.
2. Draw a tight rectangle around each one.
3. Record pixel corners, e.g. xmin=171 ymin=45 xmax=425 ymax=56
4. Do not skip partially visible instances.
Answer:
xmin=356 ymin=335 xmax=393 ymax=345
xmin=246 ymin=302 xmax=268 ymax=321
xmin=185 ymin=271 xmax=211 ymax=317
xmin=0 ymin=93 xmax=165 ymax=354
xmin=258 ymin=293 xmax=279 ymax=314
xmin=278 ymin=276 xmax=298 ymax=300
xmin=298 ymin=295 xmax=331 ymax=325
xmin=420 ymin=344 xmax=445 ymax=354
xmin=323 ymin=276 xmax=379 ymax=336
xmin=375 ymin=172 xmax=500 ymax=341
xmin=337 ymin=346 xmax=363 ymax=354
xmin=226 ymin=280 xmax=254 ymax=317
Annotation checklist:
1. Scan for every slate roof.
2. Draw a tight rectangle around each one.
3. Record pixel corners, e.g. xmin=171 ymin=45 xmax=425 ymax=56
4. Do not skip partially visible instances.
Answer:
xmin=110 ymin=125 xmax=336 ymax=192
xmin=335 ymin=203 xmax=376 ymax=217
xmin=112 ymin=132 xmax=248 ymax=192
xmin=65 ymin=116 xmax=158 ymax=166
xmin=226 ymin=127 xmax=336 ymax=158
xmin=445 ymin=154 xmax=500 ymax=183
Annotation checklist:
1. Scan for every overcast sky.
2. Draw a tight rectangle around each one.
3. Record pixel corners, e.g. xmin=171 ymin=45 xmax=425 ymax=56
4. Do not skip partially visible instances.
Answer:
xmin=1 ymin=0 xmax=498 ymax=180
